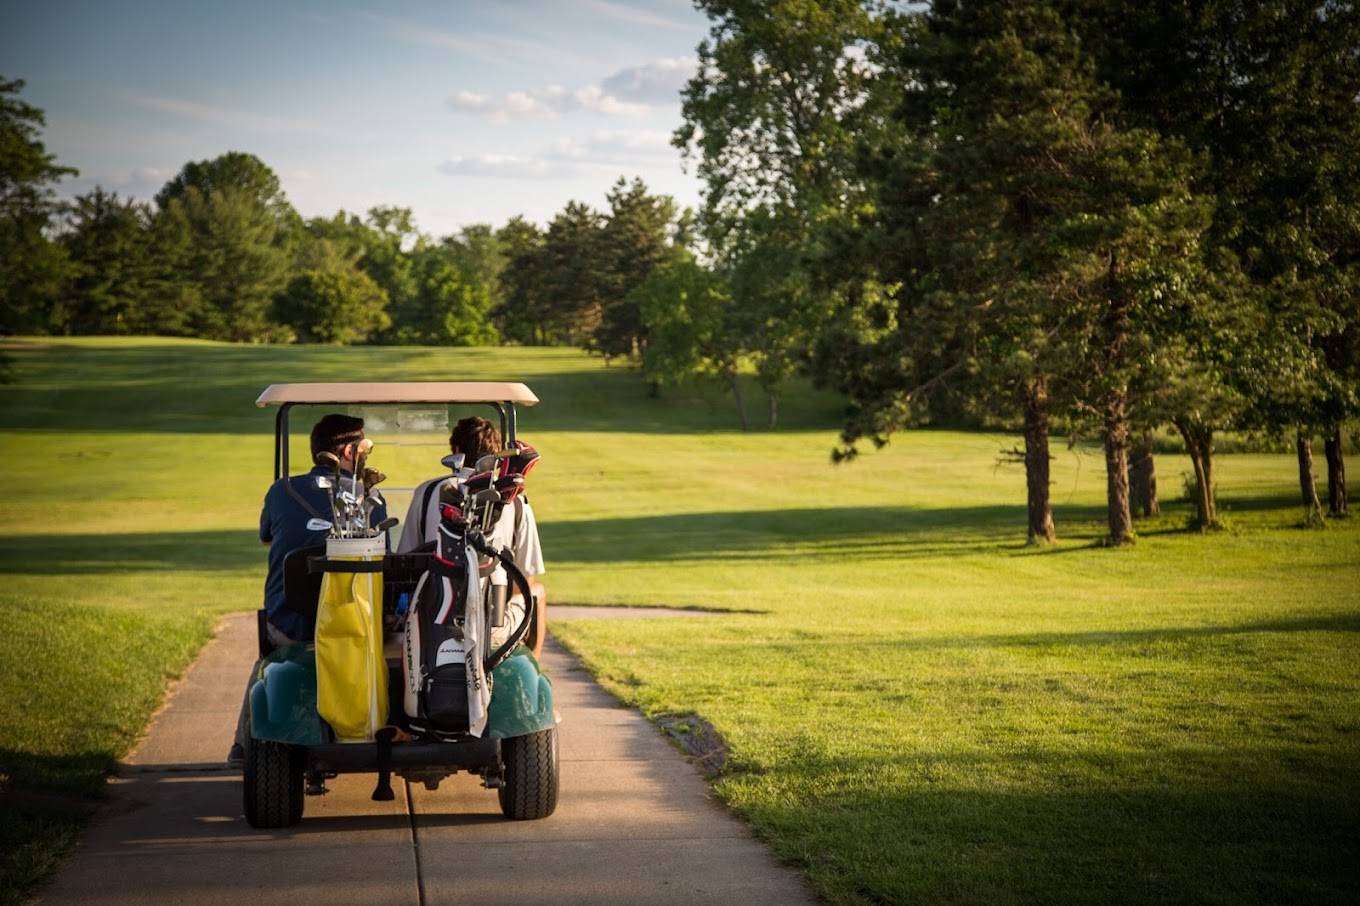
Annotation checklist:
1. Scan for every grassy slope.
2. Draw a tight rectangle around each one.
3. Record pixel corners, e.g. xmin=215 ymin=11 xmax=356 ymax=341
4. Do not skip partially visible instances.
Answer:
xmin=1 ymin=337 xmax=1357 ymax=905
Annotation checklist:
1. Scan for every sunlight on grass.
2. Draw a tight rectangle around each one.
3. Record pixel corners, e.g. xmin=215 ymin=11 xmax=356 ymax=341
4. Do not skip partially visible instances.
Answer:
xmin=1 ymin=337 xmax=1357 ymax=905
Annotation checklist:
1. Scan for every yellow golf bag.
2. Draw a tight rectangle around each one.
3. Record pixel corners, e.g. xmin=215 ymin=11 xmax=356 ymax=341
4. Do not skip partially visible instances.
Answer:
xmin=315 ymin=535 xmax=388 ymax=742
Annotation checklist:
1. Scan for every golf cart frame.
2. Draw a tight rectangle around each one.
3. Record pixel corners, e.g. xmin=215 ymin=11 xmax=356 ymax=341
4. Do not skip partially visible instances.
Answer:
xmin=245 ymin=382 xmax=557 ymax=828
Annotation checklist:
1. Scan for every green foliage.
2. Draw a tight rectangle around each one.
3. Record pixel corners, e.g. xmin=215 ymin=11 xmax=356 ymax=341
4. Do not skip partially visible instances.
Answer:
xmin=403 ymin=245 xmax=500 ymax=346
xmin=150 ymin=154 xmax=299 ymax=342
xmin=540 ymin=200 xmax=609 ymax=345
xmin=494 ymin=216 xmax=548 ymax=345
xmin=57 ymin=188 xmax=178 ymax=336
xmin=677 ymin=1 xmax=880 ymax=422
xmin=0 ymin=76 xmax=77 ymax=336
xmin=594 ymin=177 xmax=676 ymax=359
xmin=1089 ymin=0 xmax=1360 ymax=438
xmin=273 ymin=268 xmax=390 ymax=344
xmin=636 ymin=252 xmax=739 ymax=396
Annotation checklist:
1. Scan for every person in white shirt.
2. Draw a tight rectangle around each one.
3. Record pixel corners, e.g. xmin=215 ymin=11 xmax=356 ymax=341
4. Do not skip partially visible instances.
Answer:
xmin=398 ymin=416 xmax=547 ymax=658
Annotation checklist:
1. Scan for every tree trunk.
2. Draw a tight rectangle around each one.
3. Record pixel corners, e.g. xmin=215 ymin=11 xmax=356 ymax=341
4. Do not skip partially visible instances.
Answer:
xmin=1297 ymin=432 xmax=1324 ymax=524
xmin=1175 ymin=419 xmax=1218 ymax=529
xmin=767 ymin=390 xmax=778 ymax=431
xmin=1325 ymin=427 xmax=1348 ymax=517
xmin=1103 ymin=390 xmax=1135 ymax=545
xmin=727 ymin=366 xmax=750 ymax=431
xmin=1022 ymin=377 xmax=1057 ymax=544
xmin=1100 ymin=257 xmax=1133 ymax=545
xmin=1129 ymin=431 xmax=1160 ymax=518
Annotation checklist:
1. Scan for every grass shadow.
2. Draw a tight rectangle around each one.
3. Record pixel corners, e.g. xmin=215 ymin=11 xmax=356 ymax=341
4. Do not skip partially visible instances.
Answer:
xmin=742 ymin=751 xmax=1359 ymax=904
xmin=0 ymin=530 xmax=261 ymax=575
xmin=544 ymin=502 xmax=1127 ymax=564
xmin=847 ymin=612 xmax=1360 ymax=654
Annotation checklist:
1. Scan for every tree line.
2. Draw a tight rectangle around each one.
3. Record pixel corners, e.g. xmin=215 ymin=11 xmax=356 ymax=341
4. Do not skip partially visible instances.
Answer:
xmin=3 ymin=0 xmax=1357 ymax=545
xmin=1 ymin=76 xmax=682 ymax=357
xmin=669 ymin=0 xmax=1357 ymax=543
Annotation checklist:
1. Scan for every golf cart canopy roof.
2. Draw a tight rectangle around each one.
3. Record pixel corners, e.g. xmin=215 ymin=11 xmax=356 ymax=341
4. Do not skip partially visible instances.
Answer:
xmin=256 ymin=382 xmax=539 ymax=407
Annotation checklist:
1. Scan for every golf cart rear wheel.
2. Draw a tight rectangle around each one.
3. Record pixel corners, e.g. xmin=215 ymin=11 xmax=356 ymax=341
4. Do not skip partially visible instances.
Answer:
xmin=243 ymin=736 xmax=305 ymax=828
xmin=499 ymin=726 xmax=559 ymax=820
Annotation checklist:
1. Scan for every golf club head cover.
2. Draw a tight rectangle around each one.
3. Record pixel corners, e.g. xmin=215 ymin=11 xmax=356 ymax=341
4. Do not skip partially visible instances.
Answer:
xmin=463 ymin=471 xmax=493 ymax=494
xmin=503 ymin=441 xmax=539 ymax=480
xmin=494 ymin=474 xmax=525 ymax=504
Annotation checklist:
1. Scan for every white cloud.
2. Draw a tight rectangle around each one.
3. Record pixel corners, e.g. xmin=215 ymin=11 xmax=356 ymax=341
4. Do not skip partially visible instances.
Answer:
xmin=601 ymin=57 xmax=697 ymax=104
xmin=446 ymin=57 xmax=690 ymax=124
xmin=448 ymin=90 xmax=560 ymax=123
xmin=437 ymin=154 xmax=559 ymax=180
xmin=437 ymin=129 xmax=680 ymax=183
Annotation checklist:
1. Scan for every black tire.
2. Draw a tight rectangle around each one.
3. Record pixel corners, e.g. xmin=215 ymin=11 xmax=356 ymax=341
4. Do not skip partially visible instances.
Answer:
xmin=243 ymin=736 xmax=305 ymax=828
xmin=498 ymin=726 xmax=559 ymax=820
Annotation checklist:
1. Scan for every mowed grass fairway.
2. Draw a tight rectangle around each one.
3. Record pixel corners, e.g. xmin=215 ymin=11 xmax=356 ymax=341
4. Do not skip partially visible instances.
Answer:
xmin=2 ymin=337 xmax=1358 ymax=905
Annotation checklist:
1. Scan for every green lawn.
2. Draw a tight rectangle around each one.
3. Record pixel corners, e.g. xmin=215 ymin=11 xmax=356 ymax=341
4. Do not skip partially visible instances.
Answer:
xmin=2 ymin=337 xmax=1357 ymax=905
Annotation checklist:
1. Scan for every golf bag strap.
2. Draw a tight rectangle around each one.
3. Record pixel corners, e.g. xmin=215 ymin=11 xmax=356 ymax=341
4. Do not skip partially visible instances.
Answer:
xmin=307 ymin=556 xmax=384 ymax=573
xmin=284 ymin=475 xmax=330 ymax=522
xmin=418 ymin=479 xmax=444 ymax=546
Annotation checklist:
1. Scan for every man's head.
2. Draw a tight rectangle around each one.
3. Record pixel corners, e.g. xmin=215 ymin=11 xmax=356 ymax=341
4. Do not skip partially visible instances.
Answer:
xmin=311 ymin=414 xmax=366 ymax=463
xmin=449 ymin=416 xmax=501 ymax=461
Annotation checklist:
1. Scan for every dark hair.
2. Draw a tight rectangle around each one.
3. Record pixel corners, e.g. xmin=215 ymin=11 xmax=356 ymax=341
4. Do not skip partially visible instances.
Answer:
xmin=449 ymin=416 xmax=501 ymax=461
xmin=310 ymin=413 xmax=365 ymax=459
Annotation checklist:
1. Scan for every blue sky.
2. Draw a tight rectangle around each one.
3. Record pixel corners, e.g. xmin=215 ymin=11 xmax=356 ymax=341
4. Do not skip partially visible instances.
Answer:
xmin=6 ymin=0 xmax=711 ymax=238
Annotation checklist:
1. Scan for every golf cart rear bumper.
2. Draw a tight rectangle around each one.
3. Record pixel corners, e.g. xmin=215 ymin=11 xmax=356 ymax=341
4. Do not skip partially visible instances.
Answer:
xmin=249 ymin=643 xmax=555 ymax=745
xmin=307 ymin=736 xmax=500 ymax=773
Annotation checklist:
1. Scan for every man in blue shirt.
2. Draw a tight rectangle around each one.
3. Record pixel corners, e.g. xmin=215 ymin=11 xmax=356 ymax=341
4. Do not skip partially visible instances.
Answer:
xmin=229 ymin=413 xmax=388 ymax=767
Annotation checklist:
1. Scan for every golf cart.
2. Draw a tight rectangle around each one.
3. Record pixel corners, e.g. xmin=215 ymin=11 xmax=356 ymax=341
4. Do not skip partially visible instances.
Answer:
xmin=244 ymin=382 xmax=557 ymax=828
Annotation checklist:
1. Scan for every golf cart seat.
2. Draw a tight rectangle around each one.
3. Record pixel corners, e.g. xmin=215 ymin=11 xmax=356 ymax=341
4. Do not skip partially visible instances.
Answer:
xmin=282 ymin=543 xmax=325 ymax=619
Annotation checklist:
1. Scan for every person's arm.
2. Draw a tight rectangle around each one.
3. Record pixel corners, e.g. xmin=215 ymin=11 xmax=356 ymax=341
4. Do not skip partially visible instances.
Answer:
xmin=511 ymin=498 xmax=545 ymax=577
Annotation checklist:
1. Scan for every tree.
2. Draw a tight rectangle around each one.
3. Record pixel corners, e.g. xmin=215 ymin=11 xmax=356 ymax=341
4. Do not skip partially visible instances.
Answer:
xmin=0 ymin=76 xmax=76 ymax=335
xmin=494 ymin=217 xmax=548 ymax=345
xmin=397 ymin=245 xmax=499 ymax=346
xmin=442 ymin=224 xmax=506 ymax=316
xmin=726 ymin=208 xmax=813 ymax=429
xmin=151 ymin=153 xmax=298 ymax=341
xmin=274 ymin=269 xmax=389 ymax=344
xmin=809 ymin=1 xmax=1223 ymax=546
xmin=594 ymin=177 xmax=675 ymax=361
xmin=636 ymin=253 xmax=751 ymax=428
xmin=154 ymin=150 xmax=300 ymax=241
xmin=1086 ymin=0 xmax=1360 ymax=521
xmin=538 ymin=201 xmax=608 ymax=345
xmin=361 ymin=206 xmax=424 ymax=342
xmin=677 ymin=0 xmax=884 ymax=423
xmin=58 ymin=188 xmax=175 ymax=335
xmin=153 ymin=185 xmax=292 ymax=341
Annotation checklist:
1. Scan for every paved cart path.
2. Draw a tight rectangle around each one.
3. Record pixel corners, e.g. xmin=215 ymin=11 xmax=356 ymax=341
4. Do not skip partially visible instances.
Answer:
xmin=38 ymin=611 xmax=817 ymax=905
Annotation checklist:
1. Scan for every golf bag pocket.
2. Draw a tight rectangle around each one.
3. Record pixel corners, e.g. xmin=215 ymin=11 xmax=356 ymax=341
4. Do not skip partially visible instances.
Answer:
xmin=424 ymin=631 xmax=469 ymax=732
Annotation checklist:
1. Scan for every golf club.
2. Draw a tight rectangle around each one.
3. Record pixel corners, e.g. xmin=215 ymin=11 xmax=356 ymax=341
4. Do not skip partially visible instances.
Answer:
xmin=315 ymin=450 xmax=344 ymax=536
xmin=315 ymin=472 xmax=341 ymax=537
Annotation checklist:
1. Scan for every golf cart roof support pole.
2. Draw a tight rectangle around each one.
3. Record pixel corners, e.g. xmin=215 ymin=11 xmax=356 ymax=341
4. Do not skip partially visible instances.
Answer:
xmin=275 ymin=403 xmax=294 ymax=481
xmin=494 ymin=402 xmax=516 ymax=445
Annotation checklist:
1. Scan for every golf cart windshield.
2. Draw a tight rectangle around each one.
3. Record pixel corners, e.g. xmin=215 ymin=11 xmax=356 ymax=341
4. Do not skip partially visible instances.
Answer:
xmin=256 ymin=382 xmax=539 ymax=521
